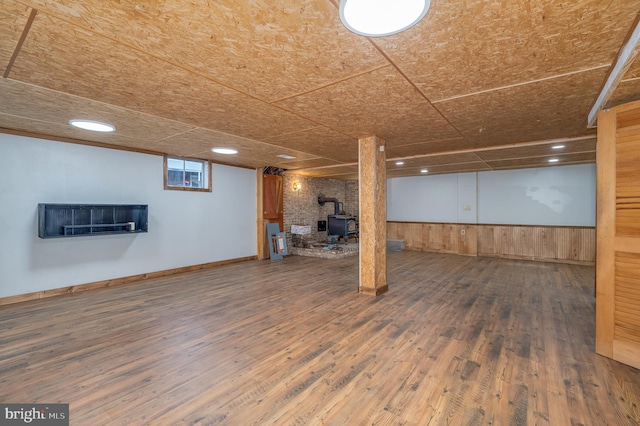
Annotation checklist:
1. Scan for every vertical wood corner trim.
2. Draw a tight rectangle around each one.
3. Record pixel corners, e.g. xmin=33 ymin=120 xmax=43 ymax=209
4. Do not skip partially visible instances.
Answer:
xmin=256 ymin=169 xmax=266 ymax=259
xmin=596 ymin=108 xmax=617 ymax=357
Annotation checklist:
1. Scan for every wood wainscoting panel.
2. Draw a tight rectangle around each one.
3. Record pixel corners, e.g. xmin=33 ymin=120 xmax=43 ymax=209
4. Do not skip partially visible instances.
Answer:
xmin=387 ymin=222 xmax=477 ymax=256
xmin=388 ymin=222 xmax=595 ymax=264
xmin=477 ymin=225 xmax=595 ymax=264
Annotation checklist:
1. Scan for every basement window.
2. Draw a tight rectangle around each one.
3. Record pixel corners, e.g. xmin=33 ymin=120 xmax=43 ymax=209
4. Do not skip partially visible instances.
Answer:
xmin=164 ymin=155 xmax=212 ymax=192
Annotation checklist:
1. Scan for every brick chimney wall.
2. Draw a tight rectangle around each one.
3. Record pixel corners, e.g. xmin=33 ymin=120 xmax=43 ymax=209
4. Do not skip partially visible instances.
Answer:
xmin=283 ymin=174 xmax=359 ymax=247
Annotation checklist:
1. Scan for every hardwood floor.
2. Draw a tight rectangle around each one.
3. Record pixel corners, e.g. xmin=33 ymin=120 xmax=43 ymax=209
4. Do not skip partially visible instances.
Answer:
xmin=1 ymin=251 xmax=639 ymax=425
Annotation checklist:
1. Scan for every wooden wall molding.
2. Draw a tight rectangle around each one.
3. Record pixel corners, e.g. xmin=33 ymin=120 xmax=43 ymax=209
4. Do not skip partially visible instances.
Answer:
xmin=0 ymin=256 xmax=257 ymax=307
xmin=256 ymin=170 xmax=267 ymax=259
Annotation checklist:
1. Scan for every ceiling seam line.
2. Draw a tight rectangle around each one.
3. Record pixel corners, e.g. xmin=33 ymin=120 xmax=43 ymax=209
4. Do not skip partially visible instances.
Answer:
xmin=265 ymin=105 xmax=360 ymax=140
xmin=382 ymin=135 xmax=596 ymax=161
xmin=296 ymin=134 xmax=596 ymax=171
xmin=3 ymin=8 xmax=38 ymax=79
xmin=390 ymin=159 xmax=497 ymax=167
xmin=0 ymin=125 xmax=266 ymax=171
xmin=480 ymin=151 xmax=596 ymax=163
xmin=0 ymin=126 xmax=164 ymax=156
xmin=386 ymin=151 xmax=594 ymax=165
xmin=389 ymin=137 xmax=466 ymax=149
xmin=23 ymin=4 xmax=400 ymax=137
xmin=16 ymin=7 xmax=299 ymax=108
xmin=433 ymin=64 xmax=611 ymax=104
xmin=7 ymin=79 xmax=212 ymax=130
xmin=293 ymin=158 xmax=595 ymax=177
xmin=261 ymin=126 xmax=326 ymax=141
xmin=154 ymin=128 xmax=200 ymax=143
xmin=7 ymin=75 xmax=347 ymax=149
xmin=268 ymin=64 xmax=392 ymax=104
xmin=0 ymin=121 xmax=302 ymax=169
xmin=293 ymin=150 xmax=593 ymax=172
xmin=366 ymin=38 xmax=467 ymax=141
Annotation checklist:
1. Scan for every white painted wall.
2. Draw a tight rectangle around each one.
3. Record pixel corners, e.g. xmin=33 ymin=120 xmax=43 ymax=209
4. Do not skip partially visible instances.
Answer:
xmin=477 ymin=164 xmax=596 ymax=226
xmin=457 ymin=172 xmax=477 ymax=224
xmin=387 ymin=164 xmax=596 ymax=226
xmin=387 ymin=174 xmax=458 ymax=222
xmin=0 ymin=134 xmax=256 ymax=298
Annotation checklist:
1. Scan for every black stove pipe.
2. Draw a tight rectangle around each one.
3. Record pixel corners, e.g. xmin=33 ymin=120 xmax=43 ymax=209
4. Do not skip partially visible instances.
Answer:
xmin=317 ymin=194 xmax=341 ymax=216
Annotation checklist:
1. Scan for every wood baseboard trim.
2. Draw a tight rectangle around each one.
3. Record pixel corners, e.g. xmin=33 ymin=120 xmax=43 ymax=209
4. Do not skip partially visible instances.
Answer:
xmin=408 ymin=247 xmax=477 ymax=257
xmin=0 ymin=256 xmax=257 ymax=307
xmin=477 ymin=253 xmax=594 ymax=266
xmin=400 ymin=247 xmax=592 ymax=264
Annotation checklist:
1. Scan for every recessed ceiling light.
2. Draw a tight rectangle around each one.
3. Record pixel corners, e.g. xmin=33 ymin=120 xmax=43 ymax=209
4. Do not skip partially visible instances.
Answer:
xmin=551 ymin=145 xmax=565 ymax=149
xmin=277 ymin=154 xmax=296 ymax=159
xmin=339 ymin=0 xmax=430 ymax=37
xmin=395 ymin=161 xmax=405 ymax=166
xmin=211 ymin=147 xmax=238 ymax=155
xmin=549 ymin=158 xmax=559 ymax=163
xmin=69 ymin=119 xmax=115 ymax=132
xmin=420 ymin=169 xmax=428 ymax=173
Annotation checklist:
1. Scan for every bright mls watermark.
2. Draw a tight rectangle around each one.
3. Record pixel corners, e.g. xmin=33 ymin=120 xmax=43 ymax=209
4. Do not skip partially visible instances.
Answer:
xmin=0 ymin=404 xmax=68 ymax=425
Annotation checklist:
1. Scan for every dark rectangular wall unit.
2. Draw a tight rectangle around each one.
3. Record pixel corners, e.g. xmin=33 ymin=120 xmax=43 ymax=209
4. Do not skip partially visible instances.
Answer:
xmin=38 ymin=204 xmax=148 ymax=238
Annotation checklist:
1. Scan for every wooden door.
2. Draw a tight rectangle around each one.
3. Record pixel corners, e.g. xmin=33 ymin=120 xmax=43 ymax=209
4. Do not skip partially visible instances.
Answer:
xmin=596 ymin=101 xmax=640 ymax=369
xmin=263 ymin=174 xmax=283 ymax=229
xmin=257 ymin=174 xmax=283 ymax=259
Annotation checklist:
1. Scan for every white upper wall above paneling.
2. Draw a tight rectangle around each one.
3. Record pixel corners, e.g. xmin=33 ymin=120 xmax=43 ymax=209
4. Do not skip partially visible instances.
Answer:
xmin=477 ymin=164 xmax=596 ymax=226
xmin=387 ymin=174 xmax=459 ymax=223
xmin=457 ymin=172 xmax=477 ymax=224
xmin=387 ymin=164 xmax=595 ymax=226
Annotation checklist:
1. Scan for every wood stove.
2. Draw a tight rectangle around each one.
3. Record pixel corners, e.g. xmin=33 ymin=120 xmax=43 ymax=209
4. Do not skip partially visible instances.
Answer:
xmin=317 ymin=194 xmax=358 ymax=242
xmin=328 ymin=215 xmax=358 ymax=242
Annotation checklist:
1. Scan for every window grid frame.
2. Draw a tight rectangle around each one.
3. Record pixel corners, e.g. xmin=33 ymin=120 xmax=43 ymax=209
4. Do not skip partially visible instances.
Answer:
xmin=163 ymin=155 xmax=212 ymax=193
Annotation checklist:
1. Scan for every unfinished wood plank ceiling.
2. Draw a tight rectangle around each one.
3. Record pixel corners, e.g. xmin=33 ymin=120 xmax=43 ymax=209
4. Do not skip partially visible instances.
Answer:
xmin=1 ymin=0 xmax=639 ymax=179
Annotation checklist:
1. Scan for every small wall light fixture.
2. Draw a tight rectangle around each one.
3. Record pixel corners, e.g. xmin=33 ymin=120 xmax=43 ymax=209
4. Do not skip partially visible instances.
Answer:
xmin=339 ymin=0 xmax=431 ymax=37
xmin=292 ymin=182 xmax=302 ymax=191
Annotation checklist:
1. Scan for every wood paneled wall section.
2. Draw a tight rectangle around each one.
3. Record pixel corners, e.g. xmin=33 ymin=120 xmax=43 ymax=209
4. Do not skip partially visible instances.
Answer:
xmin=477 ymin=225 xmax=595 ymax=264
xmin=387 ymin=222 xmax=478 ymax=256
xmin=387 ymin=222 xmax=595 ymax=264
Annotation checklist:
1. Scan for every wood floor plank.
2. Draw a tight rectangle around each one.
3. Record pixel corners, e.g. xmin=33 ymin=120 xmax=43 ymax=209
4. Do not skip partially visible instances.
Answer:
xmin=1 ymin=252 xmax=640 ymax=425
